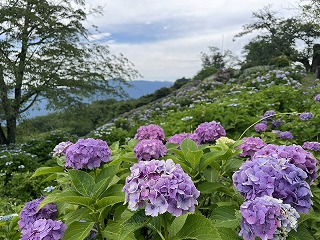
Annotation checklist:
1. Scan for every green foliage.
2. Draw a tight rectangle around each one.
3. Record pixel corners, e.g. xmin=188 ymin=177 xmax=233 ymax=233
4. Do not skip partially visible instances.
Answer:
xmin=269 ymin=55 xmax=291 ymax=67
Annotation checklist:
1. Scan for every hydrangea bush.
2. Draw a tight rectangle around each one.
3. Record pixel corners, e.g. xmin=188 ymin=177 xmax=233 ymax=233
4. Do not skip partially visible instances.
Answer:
xmin=1 ymin=66 xmax=320 ymax=239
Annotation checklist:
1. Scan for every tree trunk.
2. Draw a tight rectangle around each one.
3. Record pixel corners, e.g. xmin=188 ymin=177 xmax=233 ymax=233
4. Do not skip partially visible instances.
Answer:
xmin=0 ymin=126 xmax=7 ymax=145
xmin=311 ymin=44 xmax=320 ymax=73
xmin=6 ymin=116 xmax=17 ymax=144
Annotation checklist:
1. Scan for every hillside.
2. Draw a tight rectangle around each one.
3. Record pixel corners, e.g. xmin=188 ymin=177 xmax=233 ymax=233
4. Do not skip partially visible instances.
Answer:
xmin=89 ymin=66 xmax=320 ymax=145
xmin=25 ymin=80 xmax=173 ymax=118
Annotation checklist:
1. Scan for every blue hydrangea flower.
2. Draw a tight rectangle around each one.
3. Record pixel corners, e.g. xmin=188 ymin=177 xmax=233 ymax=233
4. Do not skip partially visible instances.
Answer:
xmin=134 ymin=139 xmax=167 ymax=161
xmin=20 ymin=219 xmax=66 ymax=240
xmin=240 ymin=196 xmax=299 ymax=240
xmin=314 ymin=94 xmax=320 ymax=102
xmin=65 ymin=138 xmax=112 ymax=170
xmin=272 ymin=130 xmax=293 ymax=140
xmin=254 ymin=144 xmax=318 ymax=184
xmin=299 ymin=112 xmax=314 ymax=121
xmin=303 ymin=141 xmax=320 ymax=151
xmin=254 ymin=123 xmax=268 ymax=133
xmin=134 ymin=124 xmax=165 ymax=141
xmin=122 ymin=159 xmax=200 ymax=217
xmin=194 ymin=121 xmax=226 ymax=144
xmin=18 ymin=197 xmax=58 ymax=231
xmin=263 ymin=110 xmax=276 ymax=120
xmin=237 ymin=137 xmax=266 ymax=158
xmin=233 ymin=156 xmax=312 ymax=213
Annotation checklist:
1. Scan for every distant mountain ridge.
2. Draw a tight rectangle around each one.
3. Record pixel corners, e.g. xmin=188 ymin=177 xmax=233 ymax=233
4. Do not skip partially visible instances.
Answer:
xmin=26 ymin=80 xmax=173 ymax=118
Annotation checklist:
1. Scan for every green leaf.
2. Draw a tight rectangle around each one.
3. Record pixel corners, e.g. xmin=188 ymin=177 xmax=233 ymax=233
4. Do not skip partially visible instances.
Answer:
xmin=180 ymin=138 xmax=198 ymax=155
xmin=172 ymin=213 xmax=222 ymax=240
xmin=93 ymin=165 xmax=120 ymax=198
xmin=62 ymin=221 xmax=95 ymax=240
xmin=287 ymin=224 xmax=316 ymax=240
xmin=68 ymin=170 xmax=95 ymax=196
xmin=104 ymin=210 xmax=150 ymax=240
xmin=199 ymin=150 xmax=226 ymax=171
xmin=168 ymin=214 xmax=188 ymax=238
xmin=203 ymin=167 xmax=219 ymax=182
xmin=32 ymin=166 xmax=64 ymax=177
xmin=186 ymin=150 xmax=203 ymax=169
xmin=94 ymin=196 xmax=124 ymax=210
xmin=197 ymin=182 xmax=228 ymax=194
xmin=209 ymin=206 xmax=240 ymax=228
xmin=63 ymin=207 xmax=92 ymax=225
xmin=39 ymin=191 xmax=94 ymax=208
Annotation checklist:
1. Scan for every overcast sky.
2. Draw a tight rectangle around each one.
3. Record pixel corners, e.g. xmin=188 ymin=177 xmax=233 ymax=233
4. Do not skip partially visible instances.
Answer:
xmin=86 ymin=0 xmax=300 ymax=82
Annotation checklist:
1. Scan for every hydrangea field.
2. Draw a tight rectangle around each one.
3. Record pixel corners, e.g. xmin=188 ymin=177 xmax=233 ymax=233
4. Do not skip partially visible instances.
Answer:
xmin=0 ymin=65 xmax=320 ymax=239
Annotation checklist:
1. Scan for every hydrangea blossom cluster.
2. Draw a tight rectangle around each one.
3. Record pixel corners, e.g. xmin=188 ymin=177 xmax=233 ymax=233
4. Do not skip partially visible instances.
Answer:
xmin=237 ymin=137 xmax=266 ymax=158
xmin=271 ymin=119 xmax=283 ymax=128
xmin=167 ymin=133 xmax=200 ymax=145
xmin=263 ymin=110 xmax=276 ymax=120
xmin=303 ymin=141 xmax=320 ymax=151
xmin=232 ymin=156 xmax=312 ymax=213
xmin=134 ymin=124 xmax=165 ymax=141
xmin=314 ymin=94 xmax=320 ymax=102
xmin=272 ymin=130 xmax=293 ymax=140
xmin=240 ymin=196 xmax=299 ymax=240
xmin=18 ymin=197 xmax=58 ymax=231
xmin=133 ymin=139 xmax=167 ymax=161
xmin=194 ymin=121 xmax=226 ymax=143
xmin=254 ymin=144 xmax=318 ymax=184
xmin=52 ymin=141 xmax=73 ymax=156
xmin=254 ymin=122 xmax=268 ymax=132
xmin=122 ymin=159 xmax=200 ymax=217
xmin=20 ymin=219 xmax=66 ymax=240
xmin=65 ymin=138 xmax=112 ymax=170
xmin=299 ymin=112 xmax=314 ymax=121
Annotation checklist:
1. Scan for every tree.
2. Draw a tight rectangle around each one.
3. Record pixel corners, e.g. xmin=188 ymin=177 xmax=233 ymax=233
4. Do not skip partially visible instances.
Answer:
xmin=234 ymin=5 xmax=320 ymax=71
xmin=0 ymin=0 xmax=139 ymax=144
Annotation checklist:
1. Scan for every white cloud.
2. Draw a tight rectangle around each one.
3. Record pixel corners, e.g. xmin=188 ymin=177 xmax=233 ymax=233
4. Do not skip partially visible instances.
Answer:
xmin=85 ymin=0 xmax=298 ymax=81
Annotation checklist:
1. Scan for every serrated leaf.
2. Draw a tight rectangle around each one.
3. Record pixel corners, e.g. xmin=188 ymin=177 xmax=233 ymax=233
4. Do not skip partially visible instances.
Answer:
xmin=94 ymin=196 xmax=124 ymax=210
xmin=203 ymin=167 xmax=219 ymax=182
xmin=173 ymin=213 xmax=222 ymax=240
xmin=32 ymin=166 xmax=64 ymax=177
xmin=104 ymin=210 xmax=150 ymax=240
xmin=168 ymin=214 xmax=188 ymax=238
xmin=186 ymin=150 xmax=203 ymax=169
xmin=68 ymin=170 xmax=95 ymax=196
xmin=210 ymin=206 xmax=240 ymax=228
xmin=180 ymin=138 xmax=198 ymax=155
xmin=62 ymin=221 xmax=94 ymax=240
xmin=39 ymin=191 xmax=94 ymax=209
xmin=287 ymin=224 xmax=316 ymax=240
xmin=63 ymin=207 xmax=92 ymax=225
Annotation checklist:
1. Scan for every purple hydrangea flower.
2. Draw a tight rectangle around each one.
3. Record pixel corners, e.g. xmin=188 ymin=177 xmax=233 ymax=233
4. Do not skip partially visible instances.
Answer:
xmin=254 ymin=123 xmax=268 ymax=133
xmin=167 ymin=133 xmax=201 ymax=145
xmin=134 ymin=124 xmax=165 ymax=141
xmin=53 ymin=141 xmax=73 ymax=156
xmin=299 ymin=112 xmax=314 ymax=121
xmin=254 ymin=144 xmax=318 ymax=184
xmin=240 ymin=196 xmax=299 ymax=240
xmin=314 ymin=94 xmax=320 ymax=102
xmin=134 ymin=139 xmax=167 ymax=161
xmin=122 ymin=159 xmax=200 ymax=217
xmin=263 ymin=110 xmax=276 ymax=120
xmin=237 ymin=137 xmax=266 ymax=158
xmin=194 ymin=121 xmax=226 ymax=144
xmin=233 ymin=156 xmax=312 ymax=213
xmin=271 ymin=119 xmax=283 ymax=128
xmin=65 ymin=138 xmax=112 ymax=170
xmin=18 ymin=197 xmax=58 ymax=231
xmin=303 ymin=141 xmax=320 ymax=151
xmin=272 ymin=130 xmax=293 ymax=140
xmin=20 ymin=219 xmax=66 ymax=240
